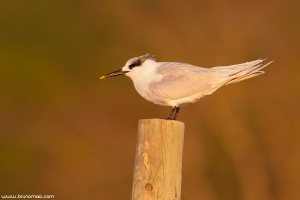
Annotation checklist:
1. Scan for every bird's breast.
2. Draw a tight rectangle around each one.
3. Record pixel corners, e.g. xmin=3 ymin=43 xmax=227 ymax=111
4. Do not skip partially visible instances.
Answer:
xmin=132 ymin=74 xmax=169 ymax=106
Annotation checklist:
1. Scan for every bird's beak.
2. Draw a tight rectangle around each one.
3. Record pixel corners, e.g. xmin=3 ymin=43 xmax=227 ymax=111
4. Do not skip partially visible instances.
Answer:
xmin=100 ymin=69 xmax=129 ymax=80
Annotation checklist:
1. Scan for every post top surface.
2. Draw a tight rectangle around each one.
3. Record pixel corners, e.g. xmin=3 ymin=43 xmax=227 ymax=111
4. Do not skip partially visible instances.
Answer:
xmin=138 ymin=118 xmax=185 ymax=126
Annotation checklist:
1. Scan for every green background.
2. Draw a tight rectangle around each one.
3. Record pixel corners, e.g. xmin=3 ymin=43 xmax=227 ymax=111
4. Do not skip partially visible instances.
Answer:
xmin=1 ymin=1 xmax=299 ymax=199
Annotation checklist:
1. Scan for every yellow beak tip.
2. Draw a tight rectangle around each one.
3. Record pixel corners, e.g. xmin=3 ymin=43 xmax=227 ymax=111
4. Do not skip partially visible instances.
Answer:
xmin=99 ymin=76 xmax=106 ymax=80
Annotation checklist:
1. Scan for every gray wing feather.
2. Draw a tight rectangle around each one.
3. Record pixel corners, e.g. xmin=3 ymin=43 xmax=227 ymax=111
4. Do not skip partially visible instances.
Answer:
xmin=149 ymin=59 xmax=269 ymax=101
xmin=150 ymin=62 xmax=219 ymax=100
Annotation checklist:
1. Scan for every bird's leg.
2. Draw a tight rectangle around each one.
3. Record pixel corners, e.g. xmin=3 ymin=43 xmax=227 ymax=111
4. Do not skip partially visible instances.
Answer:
xmin=173 ymin=107 xmax=180 ymax=120
xmin=167 ymin=107 xmax=176 ymax=120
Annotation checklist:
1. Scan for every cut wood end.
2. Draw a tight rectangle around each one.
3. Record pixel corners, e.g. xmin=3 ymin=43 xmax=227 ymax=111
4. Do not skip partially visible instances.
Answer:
xmin=139 ymin=118 xmax=185 ymax=126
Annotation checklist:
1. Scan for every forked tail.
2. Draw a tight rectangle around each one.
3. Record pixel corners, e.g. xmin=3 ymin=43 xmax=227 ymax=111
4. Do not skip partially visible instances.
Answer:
xmin=213 ymin=59 xmax=273 ymax=85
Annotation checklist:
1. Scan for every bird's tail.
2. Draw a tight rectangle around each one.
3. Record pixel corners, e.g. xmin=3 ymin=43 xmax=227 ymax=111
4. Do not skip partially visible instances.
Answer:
xmin=212 ymin=59 xmax=273 ymax=85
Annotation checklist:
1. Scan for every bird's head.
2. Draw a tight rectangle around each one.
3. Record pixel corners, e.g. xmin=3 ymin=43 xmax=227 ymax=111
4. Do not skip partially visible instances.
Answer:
xmin=100 ymin=53 xmax=156 ymax=80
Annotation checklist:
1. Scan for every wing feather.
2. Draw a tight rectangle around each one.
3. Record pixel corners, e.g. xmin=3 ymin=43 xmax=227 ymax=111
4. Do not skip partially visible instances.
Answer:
xmin=150 ymin=62 xmax=218 ymax=100
xmin=149 ymin=59 xmax=270 ymax=103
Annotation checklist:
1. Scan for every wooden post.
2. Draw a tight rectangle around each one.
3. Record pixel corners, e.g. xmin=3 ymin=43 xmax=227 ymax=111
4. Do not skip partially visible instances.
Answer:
xmin=132 ymin=119 xmax=185 ymax=200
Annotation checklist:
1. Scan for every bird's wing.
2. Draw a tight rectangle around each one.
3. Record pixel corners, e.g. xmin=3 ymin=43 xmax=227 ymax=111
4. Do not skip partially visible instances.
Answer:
xmin=149 ymin=62 xmax=220 ymax=100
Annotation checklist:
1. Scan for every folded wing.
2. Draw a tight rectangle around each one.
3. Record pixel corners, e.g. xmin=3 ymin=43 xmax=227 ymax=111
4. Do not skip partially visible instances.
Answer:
xmin=149 ymin=62 xmax=219 ymax=100
xmin=149 ymin=59 xmax=271 ymax=101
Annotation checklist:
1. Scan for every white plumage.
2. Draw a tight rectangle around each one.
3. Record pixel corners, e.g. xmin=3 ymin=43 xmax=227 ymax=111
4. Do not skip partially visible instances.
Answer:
xmin=100 ymin=54 xmax=272 ymax=120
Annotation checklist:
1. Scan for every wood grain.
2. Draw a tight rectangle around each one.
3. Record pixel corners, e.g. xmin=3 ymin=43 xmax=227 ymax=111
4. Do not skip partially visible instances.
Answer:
xmin=132 ymin=119 xmax=185 ymax=200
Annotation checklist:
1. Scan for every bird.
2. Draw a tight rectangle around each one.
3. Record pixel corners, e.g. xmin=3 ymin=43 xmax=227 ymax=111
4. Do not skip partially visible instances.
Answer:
xmin=100 ymin=54 xmax=272 ymax=120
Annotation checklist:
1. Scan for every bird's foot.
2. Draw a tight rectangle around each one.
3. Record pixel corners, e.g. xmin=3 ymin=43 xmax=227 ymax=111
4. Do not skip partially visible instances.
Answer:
xmin=165 ymin=117 xmax=174 ymax=120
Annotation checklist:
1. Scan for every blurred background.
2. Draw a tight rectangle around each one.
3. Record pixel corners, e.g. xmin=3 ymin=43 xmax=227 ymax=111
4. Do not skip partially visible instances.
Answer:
xmin=0 ymin=0 xmax=299 ymax=199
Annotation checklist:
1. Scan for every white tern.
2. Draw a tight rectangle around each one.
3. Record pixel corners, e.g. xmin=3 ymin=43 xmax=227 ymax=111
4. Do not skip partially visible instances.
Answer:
xmin=100 ymin=54 xmax=272 ymax=120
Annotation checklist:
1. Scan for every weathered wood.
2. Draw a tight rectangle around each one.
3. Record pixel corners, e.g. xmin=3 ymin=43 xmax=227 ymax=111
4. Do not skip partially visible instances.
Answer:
xmin=132 ymin=119 xmax=185 ymax=200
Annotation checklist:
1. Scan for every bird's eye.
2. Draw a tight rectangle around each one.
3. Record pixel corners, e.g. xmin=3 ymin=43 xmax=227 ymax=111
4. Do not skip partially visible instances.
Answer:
xmin=129 ymin=59 xmax=142 ymax=69
xmin=129 ymin=64 xmax=135 ymax=69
